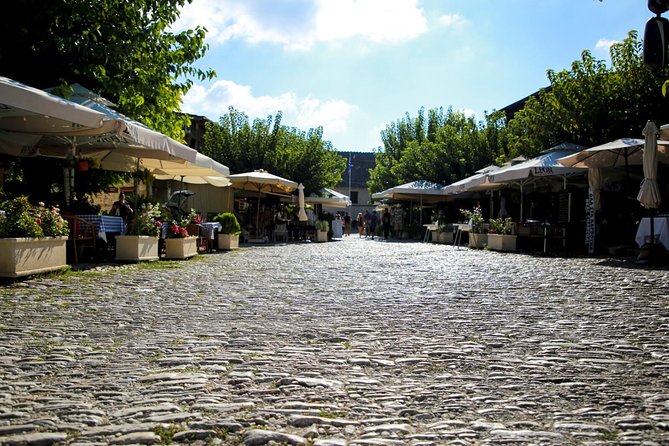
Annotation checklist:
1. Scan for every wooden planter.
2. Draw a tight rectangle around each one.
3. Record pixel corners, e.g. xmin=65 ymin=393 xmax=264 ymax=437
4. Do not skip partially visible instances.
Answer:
xmin=487 ymin=234 xmax=517 ymax=252
xmin=217 ymin=234 xmax=239 ymax=251
xmin=468 ymin=233 xmax=487 ymax=249
xmin=164 ymin=236 xmax=198 ymax=259
xmin=317 ymin=231 xmax=328 ymax=242
xmin=0 ymin=237 xmax=68 ymax=278
xmin=115 ymin=235 xmax=159 ymax=262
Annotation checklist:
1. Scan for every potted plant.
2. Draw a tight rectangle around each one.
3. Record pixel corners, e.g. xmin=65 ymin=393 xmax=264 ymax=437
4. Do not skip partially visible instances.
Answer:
xmin=315 ymin=219 xmax=329 ymax=242
xmin=437 ymin=223 xmax=454 ymax=244
xmin=164 ymin=220 xmax=198 ymax=259
xmin=460 ymin=205 xmax=487 ymax=249
xmin=213 ymin=212 xmax=241 ymax=250
xmin=0 ymin=196 xmax=69 ymax=278
xmin=115 ymin=202 xmax=162 ymax=262
xmin=487 ymin=217 xmax=517 ymax=252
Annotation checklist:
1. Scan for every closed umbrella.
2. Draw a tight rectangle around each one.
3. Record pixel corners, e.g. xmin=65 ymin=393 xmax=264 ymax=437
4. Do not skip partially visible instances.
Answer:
xmin=297 ymin=184 xmax=308 ymax=222
xmin=637 ymin=121 xmax=662 ymax=209
xmin=637 ymin=121 xmax=662 ymax=259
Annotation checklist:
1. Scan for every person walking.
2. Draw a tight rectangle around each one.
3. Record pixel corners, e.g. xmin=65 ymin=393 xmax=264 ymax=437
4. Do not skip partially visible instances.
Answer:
xmin=356 ymin=212 xmax=365 ymax=237
xmin=381 ymin=208 xmax=391 ymax=240
xmin=369 ymin=210 xmax=378 ymax=240
xmin=343 ymin=213 xmax=352 ymax=237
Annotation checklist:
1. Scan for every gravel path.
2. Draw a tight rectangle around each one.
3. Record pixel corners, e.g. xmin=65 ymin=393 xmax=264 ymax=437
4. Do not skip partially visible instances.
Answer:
xmin=1 ymin=237 xmax=668 ymax=445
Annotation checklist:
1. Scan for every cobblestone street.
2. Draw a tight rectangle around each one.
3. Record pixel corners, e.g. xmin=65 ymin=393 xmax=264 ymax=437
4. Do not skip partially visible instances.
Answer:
xmin=1 ymin=237 xmax=669 ymax=445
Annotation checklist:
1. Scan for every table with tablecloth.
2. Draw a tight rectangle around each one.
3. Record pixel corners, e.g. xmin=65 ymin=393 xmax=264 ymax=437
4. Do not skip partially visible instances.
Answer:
xmin=635 ymin=217 xmax=669 ymax=250
xmin=76 ymin=215 xmax=126 ymax=242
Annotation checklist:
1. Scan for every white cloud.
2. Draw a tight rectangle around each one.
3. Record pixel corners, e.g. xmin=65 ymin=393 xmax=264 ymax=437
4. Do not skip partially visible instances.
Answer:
xmin=595 ymin=38 xmax=617 ymax=51
xmin=182 ymin=80 xmax=357 ymax=139
xmin=174 ymin=0 xmax=428 ymax=50
xmin=438 ymin=13 xmax=468 ymax=30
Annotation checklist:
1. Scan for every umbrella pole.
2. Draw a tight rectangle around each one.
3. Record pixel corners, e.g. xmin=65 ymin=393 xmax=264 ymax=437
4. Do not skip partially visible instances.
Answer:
xmin=256 ymin=189 xmax=261 ymax=238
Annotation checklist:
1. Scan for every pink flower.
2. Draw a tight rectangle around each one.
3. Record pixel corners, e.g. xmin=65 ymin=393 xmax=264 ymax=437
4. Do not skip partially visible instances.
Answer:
xmin=180 ymin=228 xmax=189 ymax=237
xmin=155 ymin=221 xmax=163 ymax=227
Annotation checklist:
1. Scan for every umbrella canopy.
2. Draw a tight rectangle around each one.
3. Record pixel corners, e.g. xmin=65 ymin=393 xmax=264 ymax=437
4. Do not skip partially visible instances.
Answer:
xmin=556 ymin=138 xmax=669 ymax=168
xmin=304 ymin=187 xmax=352 ymax=208
xmin=372 ymin=180 xmax=446 ymax=202
xmin=442 ymin=165 xmax=502 ymax=195
xmin=0 ymin=76 xmax=107 ymax=154
xmin=228 ymin=169 xmax=298 ymax=237
xmin=228 ymin=169 xmax=298 ymax=194
xmin=637 ymin=121 xmax=662 ymax=209
xmin=487 ymin=143 xmax=586 ymax=222
xmin=487 ymin=143 xmax=585 ymax=184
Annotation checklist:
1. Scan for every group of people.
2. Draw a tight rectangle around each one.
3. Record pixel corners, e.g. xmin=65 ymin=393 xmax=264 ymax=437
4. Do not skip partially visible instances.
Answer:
xmin=355 ymin=208 xmax=391 ymax=240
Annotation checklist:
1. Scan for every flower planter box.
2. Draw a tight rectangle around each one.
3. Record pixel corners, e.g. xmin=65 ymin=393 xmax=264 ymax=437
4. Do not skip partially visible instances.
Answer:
xmin=0 ymin=237 xmax=68 ymax=278
xmin=317 ymin=230 xmax=328 ymax=242
xmin=437 ymin=232 xmax=453 ymax=244
xmin=217 ymin=234 xmax=239 ymax=251
xmin=115 ymin=235 xmax=159 ymax=262
xmin=487 ymin=234 xmax=517 ymax=252
xmin=164 ymin=236 xmax=198 ymax=259
xmin=468 ymin=233 xmax=487 ymax=249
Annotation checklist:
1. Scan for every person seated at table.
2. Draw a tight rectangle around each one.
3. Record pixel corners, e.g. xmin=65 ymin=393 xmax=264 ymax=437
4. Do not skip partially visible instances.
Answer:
xmin=110 ymin=192 xmax=134 ymax=221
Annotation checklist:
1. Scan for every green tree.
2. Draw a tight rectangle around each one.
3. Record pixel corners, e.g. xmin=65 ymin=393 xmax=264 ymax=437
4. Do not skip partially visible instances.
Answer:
xmin=369 ymin=107 xmax=497 ymax=192
xmin=201 ymin=108 xmax=346 ymax=194
xmin=0 ymin=0 xmax=214 ymax=140
xmin=506 ymin=31 xmax=669 ymax=158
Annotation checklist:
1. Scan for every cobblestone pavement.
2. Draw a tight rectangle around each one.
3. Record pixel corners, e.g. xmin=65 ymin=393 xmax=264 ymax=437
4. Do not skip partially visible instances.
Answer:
xmin=1 ymin=237 xmax=669 ymax=446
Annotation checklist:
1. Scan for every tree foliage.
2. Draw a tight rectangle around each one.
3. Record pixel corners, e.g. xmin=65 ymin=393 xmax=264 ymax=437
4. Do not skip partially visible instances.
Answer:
xmin=0 ymin=0 xmax=214 ymax=140
xmin=371 ymin=31 xmax=669 ymax=191
xmin=201 ymin=107 xmax=346 ymax=194
xmin=369 ymin=107 xmax=498 ymax=193
xmin=505 ymin=31 xmax=669 ymax=158
xmin=0 ymin=0 xmax=213 ymax=206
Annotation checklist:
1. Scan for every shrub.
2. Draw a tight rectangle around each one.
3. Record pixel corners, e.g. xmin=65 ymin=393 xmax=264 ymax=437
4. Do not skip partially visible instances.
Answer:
xmin=213 ymin=212 xmax=241 ymax=235
xmin=0 ymin=196 xmax=69 ymax=238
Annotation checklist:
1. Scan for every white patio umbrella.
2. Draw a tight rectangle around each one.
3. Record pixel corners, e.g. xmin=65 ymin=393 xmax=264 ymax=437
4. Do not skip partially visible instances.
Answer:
xmin=442 ymin=165 xmax=502 ymax=195
xmin=297 ymin=183 xmax=308 ymax=221
xmin=228 ymin=169 xmax=298 ymax=237
xmin=304 ymin=187 xmax=352 ymax=208
xmin=487 ymin=143 xmax=586 ymax=222
xmin=0 ymin=76 xmax=105 ymax=203
xmin=372 ymin=180 xmax=445 ymax=226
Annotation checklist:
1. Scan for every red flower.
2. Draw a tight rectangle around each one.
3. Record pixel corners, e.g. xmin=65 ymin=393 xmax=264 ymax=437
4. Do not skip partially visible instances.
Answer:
xmin=36 ymin=217 xmax=42 ymax=225
xmin=180 ymin=228 xmax=189 ymax=237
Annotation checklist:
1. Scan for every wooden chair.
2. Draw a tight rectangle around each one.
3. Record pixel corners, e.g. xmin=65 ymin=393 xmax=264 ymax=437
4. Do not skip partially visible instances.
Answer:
xmin=63 ymin=215 xmax=98 ymax=264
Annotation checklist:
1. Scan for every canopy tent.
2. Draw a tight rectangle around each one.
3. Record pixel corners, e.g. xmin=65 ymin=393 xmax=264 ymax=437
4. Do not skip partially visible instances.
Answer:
xmin=372 ymin=180 xmax=446 ymax=202
xmin=372 ymin=180 xmax=446 ymax=226
xmin=556 ymin=138 xmax=669 ymax=168
xmin=304 ymin=187 xmax=352 ymax=208
xmin=228 ymin=169 xmax=298 ymax=237
xmin=487 ymin=143 xmax=586 ymax=222
xmin=442 ymin=165 xmax=502 ymax=195
xmin=0 ymin=76 xmax=108 ymax=158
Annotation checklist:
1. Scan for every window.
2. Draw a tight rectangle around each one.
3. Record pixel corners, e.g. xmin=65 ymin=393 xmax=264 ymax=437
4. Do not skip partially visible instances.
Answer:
xmin=350 ymin=191 xmax=359 ymax=204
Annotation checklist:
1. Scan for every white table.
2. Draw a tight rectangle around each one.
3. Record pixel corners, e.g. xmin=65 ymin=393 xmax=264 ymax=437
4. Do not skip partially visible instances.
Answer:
xmin=453 ymin=223 xmax=471 ymax=248
xmin=635 ymin=217 xmax=669 ymax=250
xmin=423 ymin=223 xmax=439 ymax=242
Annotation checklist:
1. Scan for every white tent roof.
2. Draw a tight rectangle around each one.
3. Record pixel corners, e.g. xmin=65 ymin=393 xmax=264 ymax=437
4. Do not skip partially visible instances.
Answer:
xmin=487 ymin=143 xmax=586 ymax=184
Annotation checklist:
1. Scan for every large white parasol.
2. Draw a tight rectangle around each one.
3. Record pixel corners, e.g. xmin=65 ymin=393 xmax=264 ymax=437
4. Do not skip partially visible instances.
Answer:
xmin=228 ymin=169 xmax=298 ymax=237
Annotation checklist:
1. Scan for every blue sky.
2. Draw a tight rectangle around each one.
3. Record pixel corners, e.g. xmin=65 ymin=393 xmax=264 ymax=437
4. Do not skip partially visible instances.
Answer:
xmin=174 ymin=0 xmax=652 ymax=152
